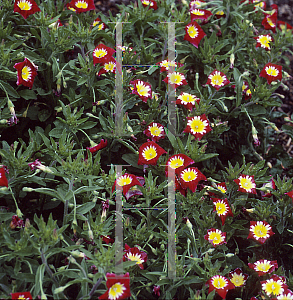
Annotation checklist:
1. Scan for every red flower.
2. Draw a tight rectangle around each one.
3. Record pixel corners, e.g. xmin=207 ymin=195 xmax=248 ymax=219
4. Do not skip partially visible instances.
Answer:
xmin=234 ymin=174 xmax=257 ymax=194
xmin=13 ymin=0 xmax=40 ymax=19
xmin=207 ymin=70 xmax=230 ymax=91
xmin=175 ymin=176 xmax=187 ymax=196
xmin=259 ymin=63 xmax=282 ymax=84
xmin=248 ymin=259 xmax=278 ymax=276
xmin=93 ymin=44 xmax=115 ymax=65
xmin=183 ymin=114 xmax=212 ymax=140
xmin=184 ymin=21 xmax=206 ymax=48
xmin=112 ymin=173 xmax=142 ymax=196
xmin=66 ymin=0 xmax=95 ymax=13
xmin=125 ymin=176 xmax=145 ymax=200
xmin=153 ymin=285 xmax=160 ymax=296
xmin=190 ymin=8 xmax=212 ymax=21
xmin=130 ymin=79 xmax=152 ymax=102
xmin=261 ymin=274 xmax=288 ymax=297
xmin=11 ymin=292 xmax=33 ymax=299
xmin=179 ymin=167 xmax=206 ymax=193
xmin=92 ymin=17 xmax=107 ymax=30
xmin=228 ymin=268 xmax=248 ymax=287
xmin=123 ymin=244 xmax=148 ymax=269
xmin=252 ymin=0 xmax=266 ymax=10
xmin=253 ymin=34 xmax=273 ymax=51
xmin=162 ymin=72 xmax=187 ymax=89
xmin=138 ymin=141 xmax=166 ymax=165
xmin=176 ymin=92 xmax=200 ymax=110
xmin=14 ymin=58 xmax=38 ymax=89
xmin=189 ymin=0 xmax=205 ymax=9
xmin=240 ymin=81 xmax=252 ymax=100
xmin=100 ymin=235 xmax=114 ymax=244
xmin=212 ymin=198 xmax=233 ymax=225
xmin=156 ymin=60 xmax=183 ymax=72
xmin=141 ymin=0 xmax=158 ymax=10
xmin=0 ymin=167 xmax=8 ymax=187
xmin=143 ymin=122 xmax=165 ymax=142
xmin=206 ymin=275 xmax=235 ymax=299
xmin=98 ymin=58 xmax=116 ymax=75
xmin=204 ymin=228 xmax=226 ymax=247
xmin=261 ymin=14 xmax=277 ymax=32
xmin=99 ymin=273 xmax=131 ymax=300
xmin=247 ymin=220 xmax=275 ymax=244
xmin=285 ymin=190 xmax=293 ymax=202
xmin=277 ymin=20 xmax=293 ymax=32
xmin=87 ymin=139 xmax=108 ymax=153
xmin=10 ymin=215 xmax=24 ymax=229
xmin=165 ymin=154 xmax=194 ymax=176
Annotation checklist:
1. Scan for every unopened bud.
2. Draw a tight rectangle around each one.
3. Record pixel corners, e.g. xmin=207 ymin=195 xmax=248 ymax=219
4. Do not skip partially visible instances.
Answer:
xmin=230 ymin=53 xmax=235 ymax=69
xmin=54 ymin=285 xmax=69 ymax=294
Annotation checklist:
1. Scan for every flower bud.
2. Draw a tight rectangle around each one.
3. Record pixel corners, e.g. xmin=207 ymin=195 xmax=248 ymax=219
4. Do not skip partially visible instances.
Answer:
xmin=230 ymin=53 xmax=235 ymax=69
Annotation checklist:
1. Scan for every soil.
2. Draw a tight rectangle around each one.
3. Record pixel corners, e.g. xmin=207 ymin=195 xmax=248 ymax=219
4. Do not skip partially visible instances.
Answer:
xmin=93 ymin=0 xmax=293 ymax=157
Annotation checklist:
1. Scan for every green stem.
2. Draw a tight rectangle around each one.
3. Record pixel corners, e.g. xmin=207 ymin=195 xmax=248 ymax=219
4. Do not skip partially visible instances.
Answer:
xmin=8 ymin=186 xmax=22 ymax=218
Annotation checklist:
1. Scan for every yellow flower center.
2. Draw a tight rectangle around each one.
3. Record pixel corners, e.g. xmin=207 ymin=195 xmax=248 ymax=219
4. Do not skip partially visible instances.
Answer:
xmin=187 ymin=25 xmax=198 ymax=38
xmin=179 ymin=93 xmax=197 ymax=104
xmin=97 ymin=23 xmax=104 ymax=30
xmin=94 ymin=48 xmax=107 ymax=58
xmin=266 ymin=66 xmax=279 ymax=77
xmin=142 ymin=146 xmax=157 ymax=160
xmin=253 ymin=223 xmax=268 ymax=238
xmin=181 ymin=169 xmax=197 ymax=182
xmin=169 ymin=72 xmax=184 ymax=84
xmin=126 ymin=253 xmax=143 ymax=264
xmin=117 ymin=175 xmax=132 ymax=186
xmin=212 ymin=276 xmax=227 ymax=289
xmin=258 ymin=35 xmax=272 ymax=49
xmin=21 ymin=66 xmax=31 ymax=81
xmin=266 ymin=17 xmax=275 ymax=27
xmin=161 ymin=60 xmax=176 ymax=70
xmin=230 ymin=274 xmax=245 ymax=287
xmin=215 ymin=201 xmax=227 ymax=215
xmin=142 ymin=0 xmax=154 ymax=6
xmin=17 ymin=0 xmax=32 ymax=10
xmin=191 ymin=0 xmax=202 ymax=7
xmin=216 ymin=10 xmax=224 ymax=15
xmin=169 ymin=156 xmax=184 ymax=169
xmin=256 ymin=261 xmax=271 ymax=272
xmin=191 ymin=9 xmax=205 ymax=15
xmin=263 ymin=280 xmax=283 ymax=296
xmin=209 ymin=72 xmax=225 ymax=86
xmin=254 ymin=0 xmax=265 ymax=8
xmin=149 ymin=124 xmax=162 ymax=136
xmin=267 ymin=18 xmax=275 ymax=27
xmin=239 ymin=176 xmax=255 ymax=191
xmin=105 ymin=62 xmax=115 ymax=72
xmin=188 ymin=118 xmax=206 ymax=134
xmin=217 ymin=185 xmax=226 ymax=193
xmin=209 ymin=231 xmax=224 ymax=245
xmin=75 ymin=0 xmax=88 ymax=9
xmin=17 ymin=296 xmax=26 ymax=300
xmin=242 ymin=83 xmax=248 ymax=91
xmin=108 ymin=282 xmax=126 ymax=300
xmin=136 ymin=82 xmax=150 ymax=97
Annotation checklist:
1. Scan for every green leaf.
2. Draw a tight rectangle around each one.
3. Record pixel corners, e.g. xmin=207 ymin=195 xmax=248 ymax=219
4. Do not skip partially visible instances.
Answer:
xmin=0 ymin=80 xmax=19 ymax=98
xmin=76 ymin=202 xmax=95 ymax=215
